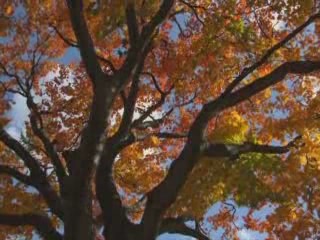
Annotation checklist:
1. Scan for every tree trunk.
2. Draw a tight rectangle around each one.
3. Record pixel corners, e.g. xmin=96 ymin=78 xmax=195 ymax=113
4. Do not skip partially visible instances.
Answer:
xmin=105 ymin=223 xmax=150 ymax=240
xmin=63 ymin=176 xmax=94 ymax=240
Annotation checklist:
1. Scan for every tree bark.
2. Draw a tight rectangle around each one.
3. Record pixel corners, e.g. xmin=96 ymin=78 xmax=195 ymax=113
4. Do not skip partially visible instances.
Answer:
xmin=63 ymin=175 xmax=94 ymax=240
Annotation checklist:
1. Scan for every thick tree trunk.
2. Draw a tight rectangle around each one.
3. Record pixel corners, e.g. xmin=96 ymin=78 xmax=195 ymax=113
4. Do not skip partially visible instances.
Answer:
xmin=63 ymin=176 xmax=94 ymax=240
xmin=104 ymin=224 xmax=130 ymax=240
xmin=141 ymin=206 xmax=162 ymax=240
xmin=105 ymin=223 xmax=151 ymax=240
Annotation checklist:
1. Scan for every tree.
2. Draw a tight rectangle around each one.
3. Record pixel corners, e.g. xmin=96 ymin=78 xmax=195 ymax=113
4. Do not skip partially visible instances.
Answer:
xmin=1 ymin=0 xmax=320 ymax=239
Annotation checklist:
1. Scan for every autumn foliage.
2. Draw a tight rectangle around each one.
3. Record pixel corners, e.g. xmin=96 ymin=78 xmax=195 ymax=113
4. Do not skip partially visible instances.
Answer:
xmin=1 ymin=0 xmax=320 ymax=239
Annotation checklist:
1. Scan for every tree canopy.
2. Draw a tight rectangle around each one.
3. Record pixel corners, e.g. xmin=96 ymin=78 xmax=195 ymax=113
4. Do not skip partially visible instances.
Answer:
xmin=1 ymin=0 xmax=320 ymax=239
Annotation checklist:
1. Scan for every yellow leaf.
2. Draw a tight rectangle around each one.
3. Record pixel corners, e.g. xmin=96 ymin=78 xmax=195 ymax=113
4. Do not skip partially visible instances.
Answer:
xmin=5 ymin=5 xmax=14 ymax=16
xmin=299 ymin=155 xmax=307 ymax=165
xmin=150 ymin=136 xmax=160 ymax=146
xmin=290 ymin=211 xmax=297 ymax=220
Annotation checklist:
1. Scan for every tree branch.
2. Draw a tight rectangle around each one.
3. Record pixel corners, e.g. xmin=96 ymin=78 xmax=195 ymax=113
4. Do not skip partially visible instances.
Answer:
xmin=64 ymin=2 xmax=126 ymax=239
xmin=66 ymin=0 xmax=105 ymax=86
xmin=214 ymin=60 xmax=320 ymax=112
xmin=0 ymin=165 xmax=33 ymax=185
xmin=0 ymin=213 xmax=62 ymax=240
xmin=114 ymin=42 xmax=152 ymax=139
xmin=126 ymin=1 xmax=140 ymax=47
xmin=154 ymin=132 xmax=188 ymax=139
xmin=127 ymin=131 xmax=187 ymax=143
xmin=202 ymin=136 xmax=301 ymax=159
xmin=50 ymin=24 xmax=116 ymax=73
xmin=179 ymin=0 xmax=205 ymax=26
xmin=95 ymin=145 xmax=133 ymax=239
xmin=0 ymin=61 xmax=27 ymax=94
xmin=221 ymin=12 xmax=320 ymax=97
xmin=0 ymin=130 xmax=63 ymax=219
xmin=116 ymin=0 xmax=175 ymax=90
xmin=0 ymin=129 xmax=44 ymax=178
xmin=117 ymin=74 xmax=140 ymax=135
xmin=142 ymin=72 xmax=166 ymax=95
xmin=132 ymin=90 xmax=195 ymax=131
xmin=140 ymin=0 xmax=175 ymax=42
xmin=134 ymin=108 xmax=174 ymax=130
xmin=141 ymin=60 xmax=320 ymax=237
xmin=95 ymin=45 xmax=155 ymax=238
xmin=26 ymin=96 xmax=66 ymax=190
xmin=132 ymin=85 xmax=173 ymax=129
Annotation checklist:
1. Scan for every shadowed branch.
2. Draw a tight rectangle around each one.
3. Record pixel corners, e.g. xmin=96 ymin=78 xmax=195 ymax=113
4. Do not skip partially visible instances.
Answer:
xmin=0 ymin=213 xmax=62 ymax=240
xmin=0 ymin=129 xmax=63 ymax=219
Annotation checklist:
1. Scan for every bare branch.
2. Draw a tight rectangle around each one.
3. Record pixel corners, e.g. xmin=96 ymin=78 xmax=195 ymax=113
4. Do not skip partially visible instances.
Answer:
xmin=254 ymin=9 xmax=270 ymax=39
xmin=142 ymin=72 xmax=166 ymax=95
xmin=0 ymin=61 xmax=26 ymax=94
xmin=134 ymin=108 xmax=174 ymax=130
xmin=175 ymin=91 xmax=198 ymax=107
xmin=132 ymin=85 xmax=173 ymax=128
xmin=50 ymin=24 xmax=116 ymax=73
xmin=0 ymin=81 xmax=25 ymax=95
xmin=179 ymin=0 xmax=205 ymax=26
xmin=172 ymin=16 xmax=190 ymax=38
xmin=25 ymin=34 xmax=51 ymax=92
xmin=132 ymin=90 xmax=195 ymax=130
xmin=50 ymin=24 xmax=78 ymax=47
xmin=26 ymin=97 xmax=66 ymax=189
